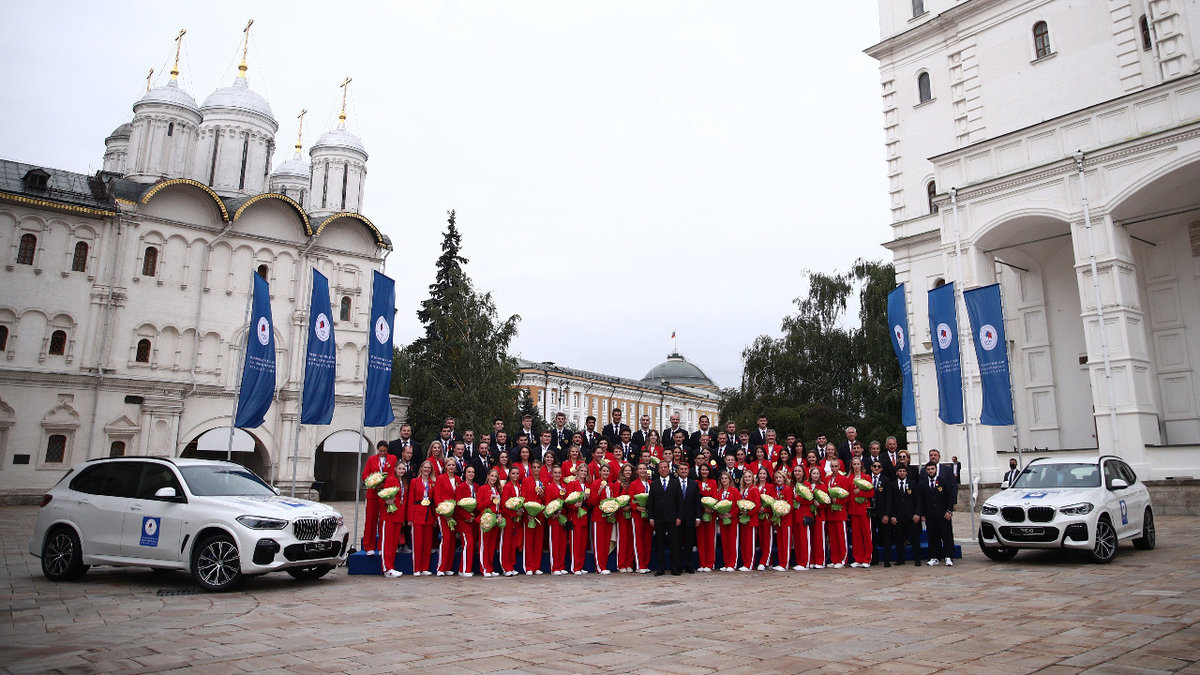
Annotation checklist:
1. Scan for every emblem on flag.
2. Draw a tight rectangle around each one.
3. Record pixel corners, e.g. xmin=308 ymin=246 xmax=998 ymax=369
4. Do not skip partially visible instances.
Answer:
xmin=893 ymin=324 xmax=905 ymax=351
xmin=314 ymin=313 xmax=331 ymax=342
xmin=980 ymin=324 xmax=998 ymax=351
xmin=936 ymin=322 xmax=953 ymax=350
xmin=256 ymin=317 xmax=271 ymax=345
xmin=374 ymin=315 xmax=390 ymax=344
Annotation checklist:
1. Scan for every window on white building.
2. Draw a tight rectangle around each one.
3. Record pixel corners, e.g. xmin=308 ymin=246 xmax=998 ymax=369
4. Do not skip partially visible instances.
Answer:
xmin=45 ymin=434 xmax=67 ymax=463
xmin=927 ymin=180 xmax=938 ymax=214
xmin=1140 ymin=15 xmax=1152 ymax=51
xmin=911 ymin=0 xmax=924 ymax=17
xmin=71 ymin=241 xmax=88 ymax=272
xmin=135 ymin=338 xmax=152 ymax=364
xmin=917 ymin=72 xmax=932 ymax=103
xmin=1033 ymin=21 xmax=1052 ymax=59
xmin=48 ymin=330 xmax=67 ymax=356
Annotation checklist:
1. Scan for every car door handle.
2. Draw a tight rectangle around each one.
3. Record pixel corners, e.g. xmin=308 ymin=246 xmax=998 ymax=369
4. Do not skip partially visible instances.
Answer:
xmin=129 ymin=504 xmax=142 ymax=512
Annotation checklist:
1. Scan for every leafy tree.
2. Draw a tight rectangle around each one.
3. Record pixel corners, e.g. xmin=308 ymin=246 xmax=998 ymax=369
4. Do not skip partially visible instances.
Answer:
xmin=513 ymin=388 xmax=546 ymax=436
xmin=392 ymin=210 xmax=522 ymax=441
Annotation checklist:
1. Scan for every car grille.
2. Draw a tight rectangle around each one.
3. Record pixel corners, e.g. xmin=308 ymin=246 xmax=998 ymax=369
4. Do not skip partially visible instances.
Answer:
xmin=293 ymin=516 xmax=339 ymax=541
xmin=1028 ymin=506 xmax=1055 ymax=523
xmin=999 ymin=525 xmax=1060 ymax=543
xmin=1001 ymin=506 xmax=1026 ymax=523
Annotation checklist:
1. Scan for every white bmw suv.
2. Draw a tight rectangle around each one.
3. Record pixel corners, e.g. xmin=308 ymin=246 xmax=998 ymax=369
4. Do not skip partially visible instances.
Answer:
xmin=978 ymin=455 xmax=1155 ymax=564
xmin=29 ymin=456 xmax=349 ymax=591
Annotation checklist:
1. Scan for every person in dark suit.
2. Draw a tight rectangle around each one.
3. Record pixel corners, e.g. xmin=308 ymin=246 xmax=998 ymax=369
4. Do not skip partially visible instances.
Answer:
xmin=1002 ymin=458 xmax=1021 ymax=488
xmin=515 ymin=415 xmax=537 ymax=450
xmin=461 ymin=429 xmax=480 ymax=462
xmin=580 ymin=416 xmax=601 ymax=456
xmin=917 ymin=461 xmax=957 ymax=566
xmin=387 ymin=423 xmax=423 ymax=470
xmin=631 ymin=414 xmax=653 ymax=450
xmin=836 ymin=426 xmax=857 ymax=474
xmin=470 ymin=440 xmax=494 ymax=485
xmin=669 ymin=430 xmax=689 ymax=462
xmin=867 ymin=458 xmax=893 ymax=566
xmin=888 ymin=464 xmax=921 ymax=565
xmin=603 ymin=408 xmax=630 ymax=446
xmin=616 ymin=428 xmax=637 ymax=464
xmin=688 ymin=414 xmax=717 ymax=453
xmin=662 ymin=413 xmax=687 ymax=452
xmin=749 ymin=415 xmax=769 ymax=449
xmin=487 ymin=417 xmax=505 ymax=449
xmin=864 ymin=440 xmax=892 ymax=480
xmin=648 ymin=459 xmax=682 ymax=576
xmin=675 ymin=462 xmax=700 ymax=574
xmin=549 ymin=412 xmax=572 ymax=461
xmin=882 ymin=436 xmax=901 ymax=478
xmin=490 ymin=431 xmax=509 ymax=462
xmin=950 ymin=455 xmax=962 ymax=483
xmin=926 ymin=449 xmax=958 ymax=508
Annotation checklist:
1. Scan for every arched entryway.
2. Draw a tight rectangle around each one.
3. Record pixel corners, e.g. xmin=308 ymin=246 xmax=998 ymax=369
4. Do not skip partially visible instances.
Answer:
xmin=314 ymin=429 xmax=370 ymax=500
xmin=182 ymin=427 xmax=271 ymax=480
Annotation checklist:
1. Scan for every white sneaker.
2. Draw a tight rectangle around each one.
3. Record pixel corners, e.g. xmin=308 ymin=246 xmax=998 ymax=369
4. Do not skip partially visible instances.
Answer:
xmin=384 ymin=569 xmax=402 ymax=578
xmin=505 ymin=571 xmax=516 ymax=577
xmin=945 ymin=557 xmax=954 ymax=567
xmin=756 ymin=564 xmax=765 ymax=571
xmin=579 ymin=569 xmax=589 ymax=574
xmin=421 ymin=570 xmax=433 ymax=576
xmin=862 ymin=564 xmax=871 ymax=569
xmin=534 ymin=570 xmax=543 ymax=575
xmin=436 ymin=571 xmax=446 ymax=576
xmin=813 ymin=564 xmax=825 ymax=569
xmin=738 ymin=566 xmax=751 ymax=572
xmin=832 ymin=563 xmax=844 ymax=569
xmin=697 ymin=567 xmax=709 ymax=572
xmin=622 ymin=567 xmax=633 ymax=573
xmin=637 ymin=569 xmax=649 ymax=574
xmin=574 ymin=570 xmax=583 ymax=576
xmin=461 ymin=572 xmax=473 ymax=578
xmin=850 ymin=562 xmax=862 ymax=568
xmin=365 ymin=550 xmax=376 ymax=556
xmin=599 ymin=569 xmax=610 ymax=575
xmin=792 ymin=565 xmax=805 ymax=571
xmin=927 ymin=558 xmax=940 ymax=566
xmin=771 ymin=565 xmax=786 ymax=572
xmin=525 ymin=571 xmax=533 ymax=576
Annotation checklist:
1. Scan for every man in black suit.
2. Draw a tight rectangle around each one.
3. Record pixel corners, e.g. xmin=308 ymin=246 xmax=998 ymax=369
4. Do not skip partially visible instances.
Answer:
xmin=715 ymin=431 xmax=736 ymax=460
xmin=917 ymin=461 xmax=957 ymax=566
xmin=864 ymin=440 xmax=891 ymax=480
xmin=1002 ymin=458 xmax=1021 ymax=488
xmin=867 ymin=458 xmax=893 ymax=566
xmin=443 ymin=417 xmax=461 ymax=446
xmin=491 ymin=431 xmax=510 ymax=462
xmin=536 ymin=430 xmax=556 ymax=464
xmin=675 ymin=462 xmax=700 ymax=574
xmin=387 ymin=423 xmax=423 ymax=469
xmin=549 ymin=412 xmax=572 ymax=460
xmin=515 ymin=414 xmax=537 ymax=450
xmin=888 ymin=464 xmax=921 ymax=565
xmin=435 ymin=425 xmax=455 ymax=460
xmin=603 ymin=408 xmax=630 ymax=446
xmin=688 ymin=414 xmax=717 ymax=453
xmin=580 ymin=415 xmax=601 ymax=457
xmin=648 ymin=458 xmax=682 ymax=576
xmin=461 ymin=429 xmax=480 ymax=462
xmin=631 ymin=414 xmax=653 ymax=450
xmin=616 ymin=428 xmax=637 ymax=464
xmin=662 ymin=413 xmax=686 ymax=452
xmin=926 ymin=449 xmax=957 ymax=507
xmin=487 ymin=417 xmax=505 ymax=449
xmin=749 ymin=415 xmax=769 ymax=449
xmin=470 ymin=440 xmax=494 ymax=485
xmin=836 ymin=426 xmax=858 ymax=475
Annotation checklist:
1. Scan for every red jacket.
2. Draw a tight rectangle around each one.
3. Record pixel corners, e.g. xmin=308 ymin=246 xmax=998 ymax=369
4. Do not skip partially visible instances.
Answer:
xmin=520 ymin=475 xmax=548 ymax=508
xmin=408 ymin=477 xmax=435 ymax=525
xmin=362 ymin=453 xmax=397 ymax=484
xmin=433 ymin=473 xmax=460 ymax=516
xmin=379 ymin=474 xmax=408 ymax=523
xmin=428 ymin=456 xmax=446 ymax=479
xmin=478 ymin=484 xmax=502 ymax=516
xmin=589 ymin=479 xmax=616 ymax=523
xmin=716 ymin=486 xmax=742 ymax=521
xmin=795 ymin=480 xmax=820 ymax=519
xmin=515 ymin=461 xmax=533 ymax=483
xmin=847 ymin=472 xmax=875 ymax=517
xmin=454 ymin=480 xmax=480 ymax=525
xmin=627 ymin=478 xmax=652 ymax=519
xmin=588 ymin=456 xmax=618 ymax=484
xmin=825 ymin=474 xmax=851 ymax=521
xmin=563 ymin=478 xmax=589 ymax=523
xmin=743 ymin=485 xmax=765 ymax=522
xmin=561 ymin=460 xmax=585 ymax=483
xmin=767 ymin=483 xmax=794 ymax=526
xmin=499 ymin=481 xmax=523 ymax=523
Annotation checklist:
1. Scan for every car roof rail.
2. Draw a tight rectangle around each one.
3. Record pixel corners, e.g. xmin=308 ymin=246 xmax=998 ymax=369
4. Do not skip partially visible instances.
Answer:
xmin=85 ymin=455 xmax=177 ymax=464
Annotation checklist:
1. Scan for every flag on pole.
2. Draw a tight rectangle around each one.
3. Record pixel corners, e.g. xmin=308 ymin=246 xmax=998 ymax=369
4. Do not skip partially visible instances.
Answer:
xmin=887 ymin=283 xmax=917 ymax=427
xmin=964 ymin=283 xmax=1015 ymax=426
xmin=363 ymin=270 xmax=395 ymax=427
xmin=301 ymin=269 xmax=336 ymax=425
xmin=928 ymin=282 xmax=964 ymax=425
xmin=235 ymin=273 xmax=276 ymax=428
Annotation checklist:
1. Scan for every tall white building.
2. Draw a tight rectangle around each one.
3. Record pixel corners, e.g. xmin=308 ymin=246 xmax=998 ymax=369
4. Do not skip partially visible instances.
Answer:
xmin=868 ymin=0 xmax=1200 ymax=482
xmin=0 ymin=47 xmax=405 ymax=500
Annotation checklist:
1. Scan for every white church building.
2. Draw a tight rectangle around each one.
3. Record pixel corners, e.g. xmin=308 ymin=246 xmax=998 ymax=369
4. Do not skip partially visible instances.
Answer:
xmin=869 ymin=0 xmax=1200 ymax=483
xmin=0 ymin=45 xmax=405 ymax=500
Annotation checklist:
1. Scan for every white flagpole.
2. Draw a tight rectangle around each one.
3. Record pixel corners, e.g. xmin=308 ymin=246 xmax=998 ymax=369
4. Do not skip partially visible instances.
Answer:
xmin=951 ymin=188 xmax=977 ymax=538
xmin=290 ymin=269 xmax=314 ymax=498
xmin=227 ymin=273 xmax=256 ymax=462
xmin=351 ymin=273 xmax=376 ymax=553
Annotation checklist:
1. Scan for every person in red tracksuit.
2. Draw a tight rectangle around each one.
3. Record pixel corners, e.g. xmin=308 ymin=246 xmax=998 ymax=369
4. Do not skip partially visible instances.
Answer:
xmin=803 ymin=465 xmax=827 ymax=568
xmin=825 ymin=460 xmax=851 ymax=568
xmin=769 ymin=469 xmax=794 ymax=571
xmin=589 ymin=463 xmax=616 ymax=574
xmin=379 ymin=462 xmax=409 ymax=577
xmin=498 ymin=466 xmax=524 ymax=576
xmin=567 ymin=463 xmax=591 ymax=574
xmin=454 ymin=466 xmax=480 ymax=576
xmin=544 ymin=466 xmax=569 ymax=575
xmin=790 ymin=464 xmax=813 ymax=571
xmin=753 ymin=467 xmax=775 ymax=570
xmin=361 ymin=441 xmax=397 ymax=554
xmin=615 ymin=463 xmax=636 ymax=572
xmin=847 ymin=457 xmax=875 ymax=568
xmin=408 ymin=461 xmax=436 ymax=576
xmin=433 ymin=457 xmax=461 ymax=575
xmin=695 ymin=463 xmax=718 ymax=571
xmin=477 ymin=468 xmax=502 ymax=577
xmin=561 ymin=445 xmax=585 ymax=487
xmin=426 ymin=441 xmax=446 ymax=480
xmin=715 ymin=471 xmax=741 ymax=572
xmin=588 ymin=451 xmax=616 ymax=484
xmin=520 ymin=461 xmax=547 ymax=575
xmin=515 ymin=445 xmax=534 ymax=483
xmin=737 ymin=472 xmax=759 ymax=571
xmin=627 ymin=463 xmax=653 ymax=573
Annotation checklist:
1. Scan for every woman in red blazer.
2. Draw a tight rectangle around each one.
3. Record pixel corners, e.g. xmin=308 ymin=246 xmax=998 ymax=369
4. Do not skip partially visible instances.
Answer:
xmin=515 ymin=445 xmax=533 ymax=483
xmin=477 ymin=468 xmax=502 ymax=577
xmin=407 ymin=460 xmax=436 ymax=576
xmin=825 ymin=459 xmax=851 ymax=568
xmin=433 ymin=457 xmax=461 ymax=576
xmin=543 ymin=466 xmax=569 ymax=575
xmin=520 ymin=463 xmax=548 ymax=575
xmin=379 ymin=463 xmax=409 ymax=577
xmin=753 ymin=467 xmax=775 ymax=570
xmin=737 ymin=472 xmax=759 ymax=571
xmin=567 ymin=463 xmax=591 ymax=574
xmin=715 ymin=471 xmax=741 ymax=572
xmin=454 ymin=466 xmax=480 ymax=576
xmin=802 ymin=450 xmax=823 ymax=483
xmin=561 ymin=445 xmax=584 ymax=487
xmin=774 ymin=447 xmax=795 ymax=479
xmin=768 ymin=469 xmax=794 ymax=571
xmin=802 ymin=465 xmax=827 ymax=568
xmin=426 ymin=441 xmax=446 ymax=479
xmin=589 ymin=463 xmax=616 ymax=574
xmin=790 ymin=464 xmax=812 ymax=570
xmin=494 ymin=451 xmax=513 ymax=488
xmin=747 ymin=447 xmax=769 ymax=484
xmin=695 ymin=463 xmax=719 ymax=571
xmin=643 ymin=430 xmax=664 ymax=463
xmin=614 ymin=463 xmax=636 ymax=572
xmin=847 ymin=457 xmax=875 ymax=568
xmin=498 ymin=466 xmax=524 ymax=576
xmin=626 ymin=463 xmax=653 ymax=573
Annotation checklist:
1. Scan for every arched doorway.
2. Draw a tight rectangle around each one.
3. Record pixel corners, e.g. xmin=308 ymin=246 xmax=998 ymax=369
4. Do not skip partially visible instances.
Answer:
xmin=182 ymin=427 xmax=271 ymax=480
xmin=314 ymin=429 xmax=370 ymax=500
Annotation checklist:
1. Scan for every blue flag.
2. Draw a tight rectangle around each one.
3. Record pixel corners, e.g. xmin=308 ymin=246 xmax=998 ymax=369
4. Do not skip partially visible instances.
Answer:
xmin=363 ymin=270 xmax=395 ymax=427
xmin=964 ymin=283 xmax=1015 ymax=426
xmin=928 ymin=282 xmax=964 ymax=425
xmin=235 ymin=273 xmax=276 ymax=428
xmin=301 ymin=269 xmax=336 ymax=425
xmin=887 ymin=284 xmax=917 ymax=428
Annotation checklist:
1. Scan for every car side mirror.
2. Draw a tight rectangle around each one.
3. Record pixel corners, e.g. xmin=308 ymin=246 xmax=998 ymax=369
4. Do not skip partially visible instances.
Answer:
xmin=1109 ymin=478 xmax=1129 ymax=490
xmin=1000 ymin=480 xmax=1009 ymax=489
xmin=154 ymin=486 xmax=184 ymax=502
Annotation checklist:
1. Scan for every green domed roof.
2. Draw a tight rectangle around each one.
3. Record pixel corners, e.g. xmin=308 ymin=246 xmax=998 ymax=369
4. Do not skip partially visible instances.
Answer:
xmin=641 ymin=352 xmax=717 ymax=390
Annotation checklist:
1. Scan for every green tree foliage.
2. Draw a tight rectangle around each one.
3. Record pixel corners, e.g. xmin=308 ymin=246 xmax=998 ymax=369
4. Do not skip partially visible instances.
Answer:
xmin=392 ymin=210 xmax=522 ymax=441
xmin=721 ymin=259 xmax=903 ymax=448
xmin=513 ymin=388 xmax=546 ymax=436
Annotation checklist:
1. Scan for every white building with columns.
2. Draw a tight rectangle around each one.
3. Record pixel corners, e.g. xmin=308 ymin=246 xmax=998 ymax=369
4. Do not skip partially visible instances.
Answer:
xmin=0 ymin=49 xmax=405 ymax=500
xmin=868 ymin=0 xmax=1200 ymax=483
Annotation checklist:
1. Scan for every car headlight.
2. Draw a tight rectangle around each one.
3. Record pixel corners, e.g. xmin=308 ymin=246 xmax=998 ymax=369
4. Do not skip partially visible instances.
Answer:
xmin=1058 ymin=502 xmax=1094 ymax=516
xmin=236 ymin=515 xmax=289 ymax=530
xmin=981 ymin=503 xmax=998 ymax=515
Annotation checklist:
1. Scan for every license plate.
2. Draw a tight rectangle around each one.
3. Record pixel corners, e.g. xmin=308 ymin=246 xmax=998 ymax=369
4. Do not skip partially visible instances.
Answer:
xmin=304 ymin=540 xmax=334 ymax=553
xmin=1013 ymin=527 xmax=1043 ymax=536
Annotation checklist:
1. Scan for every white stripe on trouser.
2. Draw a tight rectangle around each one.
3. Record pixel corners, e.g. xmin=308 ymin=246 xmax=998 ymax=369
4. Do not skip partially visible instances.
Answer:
xmin=550 ymin=528 xmax=555 ymax=570
xmin=592 ymin=523 xmax=599 ymax=571
xmin=632 ymin=521 xmax=641 ymax=569
xmin=479 ymin=536 xmax=485 ymax=573
xmin=461 ymin=532 xmax=469 ymax=572
xmin=767 ymin=529 xmax=774 ymax=564
xmin=734 ymin=530 xmax=739 ymax=567
xmin=711 ymin=526 xmax=717 ymax=566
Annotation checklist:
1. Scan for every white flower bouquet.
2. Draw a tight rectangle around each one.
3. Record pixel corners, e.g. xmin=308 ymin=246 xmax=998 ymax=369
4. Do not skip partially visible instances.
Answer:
xmin=363 ymin=471 xmax=387 ymax=490
xmin=377 ymin=486 xmax=400 ymax=513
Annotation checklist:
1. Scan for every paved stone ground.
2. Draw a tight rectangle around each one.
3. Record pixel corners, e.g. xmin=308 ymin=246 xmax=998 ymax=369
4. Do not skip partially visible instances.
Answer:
xmin=2 ymin=502 xmax=1198 ymax=674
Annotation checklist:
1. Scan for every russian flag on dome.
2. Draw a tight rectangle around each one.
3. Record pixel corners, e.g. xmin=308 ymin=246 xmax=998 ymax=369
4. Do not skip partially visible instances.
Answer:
xmin=363 ymin=270 xmax=395 ymax=427
xmin=964 ymin=283 xmax=1015 ymax=426
xmin=301 ymin=269 xmax=336 ymax=425
xmin=927 ymin=282 xmax=964 ymax=425
xmin=887 ymin=283 xmax=916 ymax=428
xmin=234 ymin=273 xmax=276 ymax=428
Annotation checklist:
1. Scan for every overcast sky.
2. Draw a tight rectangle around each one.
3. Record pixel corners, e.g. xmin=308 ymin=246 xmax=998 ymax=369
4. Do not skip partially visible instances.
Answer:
xmin=0 ymin=2 xmax=890 ymax=390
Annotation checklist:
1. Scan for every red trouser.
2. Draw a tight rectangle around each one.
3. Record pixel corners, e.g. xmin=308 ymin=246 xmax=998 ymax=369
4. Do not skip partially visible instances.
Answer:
xmin=616 ymin=518 xmax=634 ymax=570
xmin=718 ymin=520 xmax=738 ymax=568
xmin=479 ymin=527 xmax=498 ymax=575
xmin=362 ymin=496 xmax=383 ymax=551
xmin=380 ymin=520 xmax=404 ymax=573
xmin=851 ymin=514 xmax=873 ymax=564
xmin=499 ymin=518 xmax=519 ymax=573
xmin=697 ymin=520 xmax=717 ymax=569
xmin=756 ymin=520 xmax=774 ymax=567
xmin=523 ymin=522 xmax=544 ymax=572
xmin=437 ymin=516 xmax=456 ymax=572
xmin=570 ymin=521 xmax=588 ymax=571
xmin=808 ymin=518 xmax=826 ymax=566
xmin=827 ymin=518 xmax=848 ymax=565
xmin=792 ymin=519 xmax=810 ymax=567
xmin=592 ymin=520 xmax=613 ymax=572
xmin=458 ymin=523 xmax=478 ymax=574
xmin=774 ymin=524 xmax=792 ymax=567
xmin=738 ymin=523 xmax=756 ymax=568
xmin=548 ymin=522 xmax=568 ymax=572
xmin=411 ymin=523 xmax=433 ymax=573
xmin=632 ymin=517 xmax=652 ymax=570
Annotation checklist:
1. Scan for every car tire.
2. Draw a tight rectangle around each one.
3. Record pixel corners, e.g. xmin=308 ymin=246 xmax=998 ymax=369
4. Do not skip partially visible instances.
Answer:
xmin=1132 ymin=507 xmax=1156 ymax=550
xmin=41 ymin=527 xmax=88 ymax=581
xmin=191 ymin=533 xmax=245 ymax=592
xmin=977 ymin=529 xmax=1018 ymax=561
xmin=286 ymin=564 xmax=335 ymax=581
xmin=1086 ymin=516 xmax=1118 ymax=564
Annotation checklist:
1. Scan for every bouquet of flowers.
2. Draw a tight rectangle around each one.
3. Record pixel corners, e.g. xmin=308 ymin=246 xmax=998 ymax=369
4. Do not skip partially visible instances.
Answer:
xmin=714 ymin=499 xmax=733 ymax=525
xmin=363 ymin=471 xmax=387 ymax=490
xmin=700 ymin=496 xmax=718 ymax=522
xmin=598 ymin=498 xmax=621 ymax=523
xmin=522 ymin=501 xmax=545 ymax=528
xmin=479 ymin=510 xmax=498 ymax=533
xmin=649 ymin=456 xmax=661 ymax=466
xmin=614 ymin=494 xmax=631 ymax=519
xmin=736 ymin=499 xmax=756 ymax=524
xmin=758 ymin=494 xmax=775 ymax=521
xmin=829 ymin=486 xmax=849 ymax=511
xmin=853 ymin=477 xmax=874 ymax=504
xmin=504 ymin=496 xmax=526 ymax=516
xmin=564 ymin=490 xmax=587 ymax=518
xmin=794 ymin=484 xmax=814 ymax=502
xmin=435 ymin=499 xmax=457 ymax=529
xmin=544 ymin=499 xmax=567 ymax=525
xmin=813 ymin=489 xmax=831 ymax=515
xmin=770 ymin=499 xmax=792 ymax=526
xmin=377 ymin=486 xmax=401 ymax=513
xmin=632 ymin=492 xmax=650 ymax=518
xmin=457 ymin=497 xmax=477 ymax=513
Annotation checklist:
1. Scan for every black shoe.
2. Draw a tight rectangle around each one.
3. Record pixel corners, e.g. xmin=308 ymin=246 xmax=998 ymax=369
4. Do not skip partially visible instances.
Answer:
xmin=914 ymin=560 xmax=920 ymax=567
xmin=671 ymin=570 xmax=682 ymax=576
xmin=684 ymin=568 xmax=695 ymax=574
xmin=884 ymin=561 xmax=891 ymax=568
xmin=654 ymin=570 xmax=665 ymax=576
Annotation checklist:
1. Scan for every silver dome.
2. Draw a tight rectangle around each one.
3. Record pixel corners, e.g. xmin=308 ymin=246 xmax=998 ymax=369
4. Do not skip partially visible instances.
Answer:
xmin=201 ymin=76 xmax=275 ymax=124
xmin=312 ymin=123 xmax=367 ymax=157
xmin=106 ymin=123 xmax=133 ymax=143
xmin=135 ymin=80 xmax=200 ymax=114
xmin=641 ymin=353 xmax=717 ymax=389
xmin=272 ymin=152 xmax=311 ymax=179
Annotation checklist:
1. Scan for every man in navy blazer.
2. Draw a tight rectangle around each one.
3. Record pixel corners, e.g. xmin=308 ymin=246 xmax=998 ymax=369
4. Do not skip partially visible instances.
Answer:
xmin=648 ymin=459 xmax=682 ymax=576
xmin=674 ymin=462 xmax=701 ymax=575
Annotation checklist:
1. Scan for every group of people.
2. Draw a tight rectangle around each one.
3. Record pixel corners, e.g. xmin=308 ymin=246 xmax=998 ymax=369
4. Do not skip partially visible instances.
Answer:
xmin=359 ymin=411 xmax=960 ymax=578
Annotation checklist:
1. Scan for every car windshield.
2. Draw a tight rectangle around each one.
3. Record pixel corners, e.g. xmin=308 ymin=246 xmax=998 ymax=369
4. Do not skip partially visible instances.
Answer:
xmin=1011 ymin=463 xmax=1101 ymax=489
xmin=179 ymin=465 xmax=276 ymax=496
